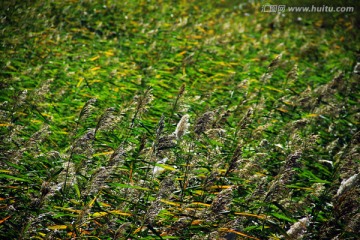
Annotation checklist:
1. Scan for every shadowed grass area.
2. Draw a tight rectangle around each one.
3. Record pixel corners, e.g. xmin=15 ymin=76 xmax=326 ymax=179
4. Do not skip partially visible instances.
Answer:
xmin=0 ymin=0 xmax=359 ymax=239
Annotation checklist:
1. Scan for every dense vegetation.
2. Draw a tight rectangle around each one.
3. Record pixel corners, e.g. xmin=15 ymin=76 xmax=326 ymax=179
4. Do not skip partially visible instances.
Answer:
xmin=0 ymin=0 xmax=359 ymax=239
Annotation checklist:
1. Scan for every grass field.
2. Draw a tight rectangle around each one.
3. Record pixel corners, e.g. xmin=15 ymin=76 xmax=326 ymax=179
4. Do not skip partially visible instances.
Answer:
xmin=0 ymin=0 xmax=359 ymax=239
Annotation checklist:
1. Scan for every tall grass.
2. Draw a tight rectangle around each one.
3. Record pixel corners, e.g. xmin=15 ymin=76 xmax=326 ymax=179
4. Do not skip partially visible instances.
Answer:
xmin=0 ymin=0 xmax=359 ymax=239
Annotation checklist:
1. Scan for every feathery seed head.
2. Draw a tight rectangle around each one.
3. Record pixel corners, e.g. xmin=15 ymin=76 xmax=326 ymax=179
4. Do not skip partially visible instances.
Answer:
xmin=175 ymin=114 xmax=190 ymax=139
